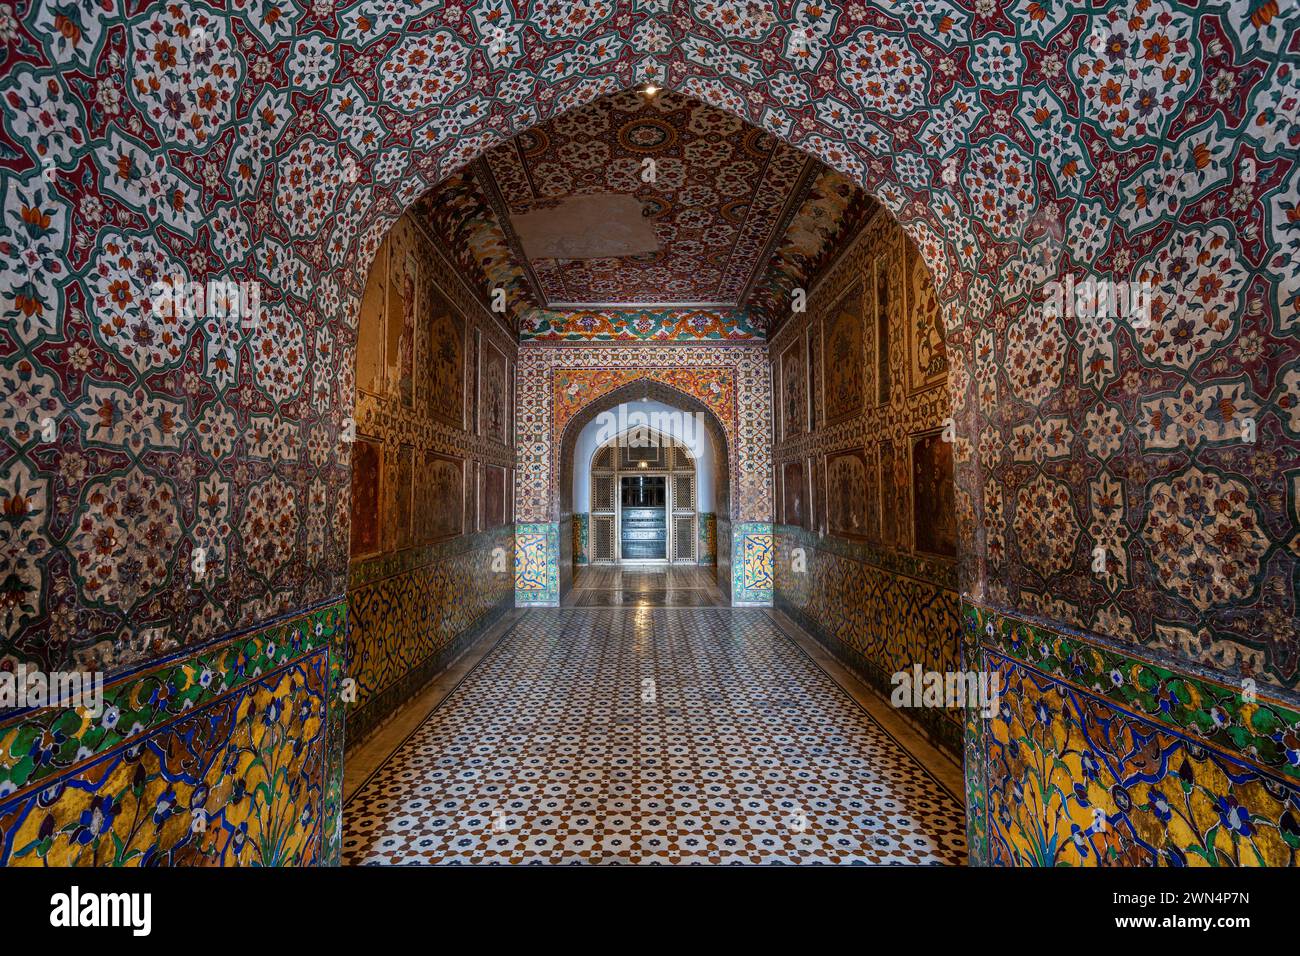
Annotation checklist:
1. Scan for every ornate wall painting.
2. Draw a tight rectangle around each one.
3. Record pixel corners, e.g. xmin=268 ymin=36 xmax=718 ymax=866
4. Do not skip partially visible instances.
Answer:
xmin=912 ymin=430 xmax=958 ymax=558
xmin=484 ymin=464 xmax=507 ymax=529
xmin=547 ymin=365 xmax=741 ymax=453
xmin=774 ymin=462 xmax=783 ymax=524
xmin=800 ymin=455 xmax=811 ymax=530
xmin=415 ymin=451 xmax=464 ymax=542
xmin=826 ymin=448 xmax=872 ymax=540
xmin=350 ymin=439 xmax=382 ymax=558
xmin=411 ymin=463 xmax=433 ymax=545
xmin=782 ymin=459 xmax=805 ymax=529
xmin=394 ymin=443 xmax=415 ymax=551
xmin=523 ymin=308 xmax=764 ymax=341
xmin=507 ymin=358 xmax=516 ymax=448
xmin=907 ymin=241 xmax=947 ymax=395
xmin=823 ymin=282 xmax=865 ymax=426
xmin=779 ymin=335 xmax=805 ymax=442
xmin=384 ymin=237 xmax=409 ymax=403
xmin=464 ymin=460 xmax=480 ymax=534
xmin=879 ymin=439 xmax=900 ymax=548
xmin=813 ymin=454 xmax=827 ymax=536
xmin=805 ymin=323 xmax=819 ymax=433
xmin=468 ymin=328 xmax=481 ymax=435
xmin=862 ymin=442 xmax=882 ymax=545
xmin=874 ymin=254 xmax=892 ymax=406
xmin=475 ymin=461 xmax=485 ymax=531
xmin=356 ymin=237 xmax=388 ymax=396
xmin=481 ymin=338 xmax=509 ymax=445
xmin=425 ymin=283 xmax=464 ymax=429
xmin=388 ymin=242 xmax=418 ymax=408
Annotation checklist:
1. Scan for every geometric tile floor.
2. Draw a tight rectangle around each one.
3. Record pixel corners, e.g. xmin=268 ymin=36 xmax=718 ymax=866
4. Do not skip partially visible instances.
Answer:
xmin=343 ymin=608 xmax=967 ymax=865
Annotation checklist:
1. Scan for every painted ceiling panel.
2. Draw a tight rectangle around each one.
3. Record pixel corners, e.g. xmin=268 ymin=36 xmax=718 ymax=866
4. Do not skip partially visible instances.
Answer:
xmin=414 ymin=88 xmax=877 ymax=333
xmin=476 ymin=88 xmax=813 ymax=307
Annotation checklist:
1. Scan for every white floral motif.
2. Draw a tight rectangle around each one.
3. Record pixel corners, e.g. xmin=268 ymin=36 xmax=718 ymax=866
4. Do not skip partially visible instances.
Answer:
xmin=275 ymin=137 xmax=345 ymax=237
xmin=127 ymin=1 xmax=244 ymax=149
xmin=379 ymin=30 xmax=471 ymax=112
xmin=286 ymin=34 xmax=337 ymax=90
xmin=251 ymin=302 xmax=307 ymax=406
xmin=0 ymin=66 xmax=88 ymax=170
xmin=85 ymin=230 xmax=194 ymax=376
xmin=1131 ymin=222 xmax=1248 ymax=371
xmin=0 ymin=172 xmax=70 ymax=344
xmin=838 ymin=29 xmax=928 ymax=116
xmin=69 ymin=467 xmax=181 ymax=612
xmin=1069 ymin=2 xmax=1199 ymax=146
xmin=969 ymin=34 xmax=1022 ymax=90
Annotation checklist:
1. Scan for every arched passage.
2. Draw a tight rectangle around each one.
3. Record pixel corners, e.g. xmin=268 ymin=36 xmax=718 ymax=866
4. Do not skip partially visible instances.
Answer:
xmin=2 ymin=3 xmax=1296 ymax=867
xmin=554 ymin=378 xmax=733 ymax=602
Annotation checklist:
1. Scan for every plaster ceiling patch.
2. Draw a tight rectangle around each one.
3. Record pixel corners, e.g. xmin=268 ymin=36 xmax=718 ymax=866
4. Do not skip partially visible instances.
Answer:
xmin=511 ymin=194 xmax=659 ymax=260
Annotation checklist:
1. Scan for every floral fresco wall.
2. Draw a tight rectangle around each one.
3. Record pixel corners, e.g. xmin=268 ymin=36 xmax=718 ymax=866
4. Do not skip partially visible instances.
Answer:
xmin=347 ymin=212 xmax=516 ymax=744
xmin=0 ymin=0 xmax=1296 ymax=867
xmin=771 ymin=209 xmax=962 ymax=752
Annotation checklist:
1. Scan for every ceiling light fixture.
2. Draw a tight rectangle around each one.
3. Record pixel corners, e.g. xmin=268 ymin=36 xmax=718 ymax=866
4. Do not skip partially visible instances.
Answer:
xmin=642 ymin=82 xmax=660 ymax=96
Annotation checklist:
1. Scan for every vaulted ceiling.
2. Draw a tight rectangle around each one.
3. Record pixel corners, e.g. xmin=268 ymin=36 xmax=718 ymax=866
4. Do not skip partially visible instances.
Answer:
xmin=414 ymin=88 xmax=877 ymax=334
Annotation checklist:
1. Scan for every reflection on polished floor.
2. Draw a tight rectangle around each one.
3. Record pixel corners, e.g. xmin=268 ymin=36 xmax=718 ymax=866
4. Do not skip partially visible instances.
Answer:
xmin=565 ymin=565 xmax=727 ymax=607
xmin=342 ymin=607 xmax=966 ymax=865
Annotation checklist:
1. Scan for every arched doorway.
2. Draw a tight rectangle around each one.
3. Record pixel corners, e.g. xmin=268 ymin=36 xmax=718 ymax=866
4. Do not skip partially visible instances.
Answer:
xmin=555 ymin=379 xmax=735 ymax=604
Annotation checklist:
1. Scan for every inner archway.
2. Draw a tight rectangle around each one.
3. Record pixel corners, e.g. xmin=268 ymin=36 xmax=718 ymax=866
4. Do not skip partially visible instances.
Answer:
xmin=557 ymin=379 xmax=734 ymax=604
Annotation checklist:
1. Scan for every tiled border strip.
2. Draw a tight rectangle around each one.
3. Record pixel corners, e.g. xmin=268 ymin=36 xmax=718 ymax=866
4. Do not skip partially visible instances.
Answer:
xmin=964 ymin=600 xmax=1300 ymax=784
xmin=775 ymin=523 xmax=958 ymax=589
xmin=0 ymin=601 xmax=346 ymax=802
xmin=349 ymin=526 xmax=514 ymax=589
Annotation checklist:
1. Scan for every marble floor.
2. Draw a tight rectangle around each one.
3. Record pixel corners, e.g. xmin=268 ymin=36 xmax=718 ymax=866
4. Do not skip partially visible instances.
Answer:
xmin=342 ymin=606 xmax=967 ymax=865
xmin=564 ymin=565 xmax=727 ymax=607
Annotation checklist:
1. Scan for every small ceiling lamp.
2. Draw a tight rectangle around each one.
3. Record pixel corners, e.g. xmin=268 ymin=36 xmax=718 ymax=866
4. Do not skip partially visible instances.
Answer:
xmin=642 ymin=82 xmax=660 ymax=97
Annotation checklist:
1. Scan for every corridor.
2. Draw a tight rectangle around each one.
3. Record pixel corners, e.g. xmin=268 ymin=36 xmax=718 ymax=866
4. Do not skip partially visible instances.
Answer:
xmin=3 ymin=0 xmax=1295 ymax=880
xmin=341 ymin=607 xmax=966 ymax=865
